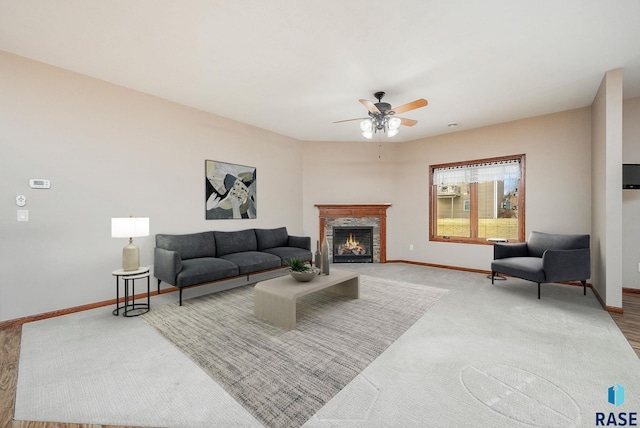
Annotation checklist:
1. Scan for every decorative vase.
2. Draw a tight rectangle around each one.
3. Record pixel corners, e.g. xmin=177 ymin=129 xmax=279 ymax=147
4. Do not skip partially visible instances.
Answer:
xmin=321 ymin=235 xmax=330 ymax=275
xmin=315 ymin=240 xmax=321 ymax=269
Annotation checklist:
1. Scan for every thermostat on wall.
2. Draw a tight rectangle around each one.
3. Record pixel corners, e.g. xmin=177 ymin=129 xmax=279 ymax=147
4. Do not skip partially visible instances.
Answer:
xmin=29 ymin=179 xmax=51 ymax=189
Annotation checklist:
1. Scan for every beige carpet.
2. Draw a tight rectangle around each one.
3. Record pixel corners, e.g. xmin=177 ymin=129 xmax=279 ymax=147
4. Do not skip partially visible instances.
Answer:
xmin=17 ymin=263 xmax=640 ymax=427
xmin=142 ymin=274 xmax=447 ymax=428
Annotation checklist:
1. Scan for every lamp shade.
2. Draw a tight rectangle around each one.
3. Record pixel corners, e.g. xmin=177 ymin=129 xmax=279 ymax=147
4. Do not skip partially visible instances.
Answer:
xmin=388 ymin=117 xmax=401 ymax=130
xmin=360 ymin=119 xmax=372 ymax=132
xmin=111 ymin=217 xmax=149 ymax=238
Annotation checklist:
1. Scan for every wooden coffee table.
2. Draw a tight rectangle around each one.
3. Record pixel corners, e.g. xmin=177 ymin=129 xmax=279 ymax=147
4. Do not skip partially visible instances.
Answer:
xmin=254 ymin=268 xmax=359 ymax=330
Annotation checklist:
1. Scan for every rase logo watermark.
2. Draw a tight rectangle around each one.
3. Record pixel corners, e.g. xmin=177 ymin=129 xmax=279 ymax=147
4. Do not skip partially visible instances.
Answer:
xmin=596 ymin=384 xmax=637 ymax=426
xmin=610 ymin=384 xmax=626 ymax=408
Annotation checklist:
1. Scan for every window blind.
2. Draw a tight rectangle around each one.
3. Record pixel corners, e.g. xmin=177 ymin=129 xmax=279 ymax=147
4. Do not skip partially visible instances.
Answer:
xmin=433 ymin=159 xmax=521 ymax=185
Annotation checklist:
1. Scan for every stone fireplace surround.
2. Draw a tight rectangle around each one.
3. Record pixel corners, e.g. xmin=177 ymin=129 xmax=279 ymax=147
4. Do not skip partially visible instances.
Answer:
xmin=315 ymin=204 xmax=391 ymax=263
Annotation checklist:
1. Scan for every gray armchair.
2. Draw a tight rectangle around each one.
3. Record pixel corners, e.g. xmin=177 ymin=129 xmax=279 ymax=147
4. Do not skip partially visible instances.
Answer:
xmin=491 ymin=231 xmax=591 ymax=299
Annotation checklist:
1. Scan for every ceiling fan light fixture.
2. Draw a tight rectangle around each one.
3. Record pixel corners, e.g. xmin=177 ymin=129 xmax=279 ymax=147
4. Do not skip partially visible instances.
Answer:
xmin=337 ymin=92 xmax=427 ymax=141
xmin=388 ymin=117 xmax=401 ymax=130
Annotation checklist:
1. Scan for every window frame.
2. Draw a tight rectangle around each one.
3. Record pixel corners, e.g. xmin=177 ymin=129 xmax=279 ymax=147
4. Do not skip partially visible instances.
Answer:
xmin=429 ymin=154 xmax=526 ymax=245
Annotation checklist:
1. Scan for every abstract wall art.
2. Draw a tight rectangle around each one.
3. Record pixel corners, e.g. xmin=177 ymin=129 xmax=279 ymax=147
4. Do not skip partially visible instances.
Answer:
xmin=205 ymin=160 xmax=256 ymax=219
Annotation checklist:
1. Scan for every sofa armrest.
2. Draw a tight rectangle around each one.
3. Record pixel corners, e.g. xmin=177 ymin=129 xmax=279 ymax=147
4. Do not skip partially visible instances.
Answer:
xmin=154 ymin=247 xmax=182 ymax=285
xmin=493 ymin=242 xmax=528 ymax=260
xmin=542 ymin=248 xmax=591 ymax=282
xmin=288 ymin=235 xmax=311 ymax=251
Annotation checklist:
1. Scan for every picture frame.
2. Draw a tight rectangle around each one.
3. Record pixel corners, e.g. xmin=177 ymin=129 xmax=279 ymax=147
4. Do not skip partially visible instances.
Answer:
xmin=205 ymin=160 xmax=256 ymax=219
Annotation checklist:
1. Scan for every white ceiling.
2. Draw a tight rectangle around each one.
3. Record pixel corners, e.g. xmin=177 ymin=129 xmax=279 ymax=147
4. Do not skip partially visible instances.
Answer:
xmin=1 ymin=1 xmax=640 ymax=142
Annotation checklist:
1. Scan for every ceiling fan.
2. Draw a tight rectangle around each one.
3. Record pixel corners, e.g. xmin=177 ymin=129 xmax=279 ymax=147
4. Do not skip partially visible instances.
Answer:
xmin=334 ymin=91 xmax=428 ymax=139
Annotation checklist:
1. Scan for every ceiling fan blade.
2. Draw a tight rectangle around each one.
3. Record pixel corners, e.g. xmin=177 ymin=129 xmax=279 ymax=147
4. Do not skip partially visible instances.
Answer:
xmin=359 ymin=99 xmax=381 ymax=114
xmin=333 ymin=117 xmax=367 ymax=124
xmin=399 ymin=117 xmax=418 ymax=127
xmin=392 ymin=98 xmax=428 ymax=114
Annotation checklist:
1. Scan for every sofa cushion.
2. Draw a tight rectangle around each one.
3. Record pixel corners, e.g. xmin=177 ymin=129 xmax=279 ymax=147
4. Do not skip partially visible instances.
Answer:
xmin=255 ymin=227 xmax=289 ymax=250
xmin=491 ymin=257 xmax=545 ymax=283
xmin=527 ymin=231 xmax=590 ymax=258
xmin=214 ymin=229 xmax=258 ymax=256
xmin=262 ymin=247 xmax=312 ymax=264
xmin=219 ymin=251 xmax=281 ymax=275
xmin=175 ymin=257 xmax=239 ymax=287
xmin=156 ymin=232 xmax=216 ymax=260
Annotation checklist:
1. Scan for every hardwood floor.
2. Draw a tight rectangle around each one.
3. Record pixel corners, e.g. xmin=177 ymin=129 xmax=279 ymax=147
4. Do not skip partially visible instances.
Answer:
xmin=1 ymin=291 xmax=639 ymax=427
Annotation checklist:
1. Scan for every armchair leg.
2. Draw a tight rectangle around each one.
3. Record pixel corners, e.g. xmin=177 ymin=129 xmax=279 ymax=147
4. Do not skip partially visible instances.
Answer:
xmin=582 ymin=280 xmax=586 ymax=296
xmin=491 ymin=272 xmax=495 ymax=285
xmin=179 ymin=288 xmax=183 ymax=306
xmin=157 ymin=279 xmax=161 ymax=294
xmin=538 ymin=283 xmax=541 ymax=299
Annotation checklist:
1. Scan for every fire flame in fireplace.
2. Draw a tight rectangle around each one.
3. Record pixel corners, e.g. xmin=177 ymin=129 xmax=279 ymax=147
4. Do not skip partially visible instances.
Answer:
xmin=338 ymin=233 xmax=366 ymax=255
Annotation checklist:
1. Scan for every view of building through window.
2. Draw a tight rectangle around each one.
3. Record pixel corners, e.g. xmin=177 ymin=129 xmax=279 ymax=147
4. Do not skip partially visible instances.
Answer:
xmin=430 ymin=155 xmax=525 ymax=244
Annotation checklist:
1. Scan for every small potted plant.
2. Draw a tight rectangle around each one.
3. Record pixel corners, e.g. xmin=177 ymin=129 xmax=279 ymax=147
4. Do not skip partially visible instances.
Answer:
xmin=285 ymin=257 xmax=319 ymax=282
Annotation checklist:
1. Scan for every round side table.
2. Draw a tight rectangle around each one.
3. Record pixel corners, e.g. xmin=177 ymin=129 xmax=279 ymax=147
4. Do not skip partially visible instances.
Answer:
xmin=112 ymin=267 xmax=151 ymax=317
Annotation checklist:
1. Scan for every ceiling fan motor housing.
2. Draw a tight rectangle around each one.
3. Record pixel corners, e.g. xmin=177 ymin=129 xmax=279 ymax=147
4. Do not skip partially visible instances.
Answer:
xmin=375 ymin=102 xmax=392 ymax=113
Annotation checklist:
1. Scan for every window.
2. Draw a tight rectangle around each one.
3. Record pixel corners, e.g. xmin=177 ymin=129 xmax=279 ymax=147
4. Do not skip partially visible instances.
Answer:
xmin=430 ymin=154 xmax=525 ymax=244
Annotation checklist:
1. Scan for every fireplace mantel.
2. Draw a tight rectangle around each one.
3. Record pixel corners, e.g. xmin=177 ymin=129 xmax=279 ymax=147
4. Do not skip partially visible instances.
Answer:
xmin=315 ymin=204 xmax=391 ymax=263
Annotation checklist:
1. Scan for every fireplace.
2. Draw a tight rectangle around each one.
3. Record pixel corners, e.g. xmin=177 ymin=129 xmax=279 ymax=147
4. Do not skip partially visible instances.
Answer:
xmin=316 ymin=204 xmax=391 ymax=263
xmin=332 ymin=226 xmax=373 ymax=263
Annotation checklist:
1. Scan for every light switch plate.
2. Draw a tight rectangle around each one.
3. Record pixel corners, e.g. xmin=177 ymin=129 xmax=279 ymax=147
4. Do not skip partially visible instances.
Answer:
xmin=17 ymin=210 xmax=28 ymax=221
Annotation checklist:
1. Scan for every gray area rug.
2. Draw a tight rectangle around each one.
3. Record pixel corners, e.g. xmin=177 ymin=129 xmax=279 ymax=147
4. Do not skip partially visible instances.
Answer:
xmin=142 ymin=273 xmax=447 ymax=428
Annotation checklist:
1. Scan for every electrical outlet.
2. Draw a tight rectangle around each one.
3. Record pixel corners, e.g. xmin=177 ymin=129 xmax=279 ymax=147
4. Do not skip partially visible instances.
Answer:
xmin=409 ymin=244 xmax=414 ymax=251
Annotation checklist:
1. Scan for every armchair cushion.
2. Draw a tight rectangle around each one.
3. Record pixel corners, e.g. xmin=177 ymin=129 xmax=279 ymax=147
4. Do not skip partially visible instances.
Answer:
xmin=527 ymin=231 xmax=590 ymax=258
xmin=491 ymin=257 xmax=545 ymax=283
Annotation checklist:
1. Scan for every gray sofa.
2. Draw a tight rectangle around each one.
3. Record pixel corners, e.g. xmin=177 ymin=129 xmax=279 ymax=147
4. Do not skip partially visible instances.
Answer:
xmin=154 ymin=227 xmax=312 ymax=305
xmin=491 ymin=231 xmax=591 ymax=299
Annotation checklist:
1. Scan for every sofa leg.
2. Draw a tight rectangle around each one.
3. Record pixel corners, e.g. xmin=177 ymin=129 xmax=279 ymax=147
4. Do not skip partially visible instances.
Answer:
xmin=179 ymin=288 xmax=183 ymax=306
xmin=582 ymin=280 xmax=586 ymax=296
xmin=538 ymin=283 xmax=541 ymax=299
xmin=157 ymin=279 xmax=161 ymax=295
xmin=491 ymin=272 xmax=495 ymax=285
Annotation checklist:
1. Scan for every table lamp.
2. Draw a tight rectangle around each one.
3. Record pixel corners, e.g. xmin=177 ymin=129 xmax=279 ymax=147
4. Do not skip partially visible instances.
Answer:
xmin=111 ymin=217 xmax=149 ymax=271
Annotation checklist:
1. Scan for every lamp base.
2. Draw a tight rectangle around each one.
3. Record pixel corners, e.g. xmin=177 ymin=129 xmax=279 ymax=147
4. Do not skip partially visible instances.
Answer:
xmin=122 ymin=241 xmax=140 ymax=271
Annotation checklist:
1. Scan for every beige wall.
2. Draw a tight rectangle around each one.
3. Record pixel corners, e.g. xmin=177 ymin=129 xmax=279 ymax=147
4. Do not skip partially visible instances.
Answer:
xmin=0 ymin=51 xmax=304 ymax=321
xmin=301 ymin=141 xmax=402 ymax=254
xmin=591 ymin=69 xmax=624 ymax=308
xmin=2 ymin=49 xmax=632 ymax=321
xmin=303 ymin=108 xmax=592 ymax=271
xmin=623 ymin=97 xmax=640 ymax=290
